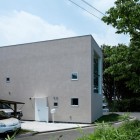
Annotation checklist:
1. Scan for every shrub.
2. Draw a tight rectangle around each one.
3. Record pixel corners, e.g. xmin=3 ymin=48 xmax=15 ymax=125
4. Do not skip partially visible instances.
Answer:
xmin=77 ymin=120 xmax=140 ymax=140
xmin=109 ymin=98 xmax=140 ymax=112
xmin=95 ymin=113 xmax=124 ymax=123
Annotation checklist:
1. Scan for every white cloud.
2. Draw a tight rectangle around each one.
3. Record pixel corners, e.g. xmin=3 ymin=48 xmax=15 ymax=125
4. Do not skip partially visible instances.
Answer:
xmin=0 ymin=11 xmax=76 ymax=46
xmin=0 ymin=9 xmax=130 ymax=47
xmin=92 ymin=26 xmax=130 ymax=46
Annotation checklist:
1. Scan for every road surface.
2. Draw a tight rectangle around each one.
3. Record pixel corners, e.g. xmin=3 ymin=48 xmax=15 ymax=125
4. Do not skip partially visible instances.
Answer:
xmin=16 ymin=126 xmax=95 ymax=140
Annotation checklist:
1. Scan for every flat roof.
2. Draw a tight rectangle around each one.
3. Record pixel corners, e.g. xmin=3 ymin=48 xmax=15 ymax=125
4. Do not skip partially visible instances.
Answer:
xmin=0 ymin=35 xmax=93 ymax=48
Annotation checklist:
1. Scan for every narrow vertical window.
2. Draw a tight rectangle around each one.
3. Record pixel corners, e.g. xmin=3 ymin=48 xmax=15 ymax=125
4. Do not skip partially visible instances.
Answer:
xmin=94 ymin=57 xmax=99 ymax=93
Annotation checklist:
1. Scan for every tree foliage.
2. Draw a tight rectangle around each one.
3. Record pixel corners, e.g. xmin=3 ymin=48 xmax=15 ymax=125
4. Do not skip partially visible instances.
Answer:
xmin=102 ymin=0 xmax=140 ymax=99
xmin=103 ymin=44 xmax=140 ymax=93
xmin=102 ymin=45 xmax=135 ymax=104
xmin=102 ymin=0 xmax=140 ymax=41
xmin=102 ymin=45 xmax=114 ymax=104
xmin=102 ymin=44 xmax=140 ymax=111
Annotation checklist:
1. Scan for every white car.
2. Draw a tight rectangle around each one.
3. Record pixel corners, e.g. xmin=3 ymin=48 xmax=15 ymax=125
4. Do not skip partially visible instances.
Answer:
xmin=0 ymin=111 xmax=21 ymax=134
xmin=0 ymin=103 xmax=23 ymax=119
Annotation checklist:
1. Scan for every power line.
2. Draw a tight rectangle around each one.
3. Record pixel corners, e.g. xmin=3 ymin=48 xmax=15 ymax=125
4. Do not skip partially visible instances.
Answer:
xmin=68 ymin=0 xmax=101 ymax=20
xmin=80 ymin=0 xmax=105 ymax=16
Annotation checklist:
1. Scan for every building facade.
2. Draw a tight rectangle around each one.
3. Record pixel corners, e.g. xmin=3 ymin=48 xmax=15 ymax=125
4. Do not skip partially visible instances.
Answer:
xmin=0 ymin=35 xmax=102 ymax=123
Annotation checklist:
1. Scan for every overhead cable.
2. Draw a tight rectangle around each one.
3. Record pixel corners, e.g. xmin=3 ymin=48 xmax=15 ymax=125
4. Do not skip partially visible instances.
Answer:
xmin=68 ymin=0 xmax=101 ymax=20
xmin=80 ymin=0 xmax=105 ymax=16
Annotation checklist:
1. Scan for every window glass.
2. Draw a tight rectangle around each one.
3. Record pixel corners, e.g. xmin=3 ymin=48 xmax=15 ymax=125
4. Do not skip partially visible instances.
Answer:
xmin=71 ymin=73 xmax=78 ymax=80
xmin=71 ymin=98 xmax=79 ymax=106
xmin=0 ymin=103 xmax=11 ymax=109
xmin=94 ymin=58 xmax=99 ymax=93
xmin=54 ymin=102 xmax=58 ymax=107
xmin=6 ymin=77 xmax=10 ymax=83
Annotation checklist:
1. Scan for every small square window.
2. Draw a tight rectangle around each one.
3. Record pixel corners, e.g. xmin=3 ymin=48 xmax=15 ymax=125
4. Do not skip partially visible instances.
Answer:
xmin=71 ymin=98 xmax=79 ymax=106
xmin=71 ymin=72 xmax=78 ymax=80
xmin=54 ymin=102 xmax=58 ymax=107
xmin=6 ymin=77 xmax=10 ymax=83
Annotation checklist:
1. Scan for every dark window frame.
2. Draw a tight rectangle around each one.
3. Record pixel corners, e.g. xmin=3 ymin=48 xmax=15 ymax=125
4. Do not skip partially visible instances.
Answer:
xmin=71 ymin=72 xmax=78 ymax=80
xmin=6 ymin=77 xmax=10 ymax=83
xmin=71 ymin=98 xmax=79 ymax=106
xmin=54 ymin=102 xmax=58 ymax=107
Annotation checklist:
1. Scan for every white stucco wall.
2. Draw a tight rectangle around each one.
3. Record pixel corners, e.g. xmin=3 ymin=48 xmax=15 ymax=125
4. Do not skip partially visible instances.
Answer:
xmin=0 ymin=35 xmax=102 ymax=123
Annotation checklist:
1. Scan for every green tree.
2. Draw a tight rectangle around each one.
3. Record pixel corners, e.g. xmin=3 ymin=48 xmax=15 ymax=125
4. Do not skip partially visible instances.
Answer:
xmin=102 ymin=0 xmax=140 ymax=94
xmin=102 ymin=45 xmax=133 ymax=105
xmin=102 ymin=45 xmax=114 ymax=105
xmin=102 ymin=0 xmax=140 ymax=42
xmin=102 ymin=44 xmax=140 ymax=111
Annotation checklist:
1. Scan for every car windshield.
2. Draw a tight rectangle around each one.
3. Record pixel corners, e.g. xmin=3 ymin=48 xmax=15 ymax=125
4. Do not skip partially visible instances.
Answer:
xmin=0 ymin=111 xmax=9 ymax=120
xmin=0 ymin=103 xmax=11 ymax=109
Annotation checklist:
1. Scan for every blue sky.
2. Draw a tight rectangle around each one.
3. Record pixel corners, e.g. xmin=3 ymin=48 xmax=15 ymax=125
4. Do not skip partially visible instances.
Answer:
xmin=0 ymin=0 xmax=130 ymax=47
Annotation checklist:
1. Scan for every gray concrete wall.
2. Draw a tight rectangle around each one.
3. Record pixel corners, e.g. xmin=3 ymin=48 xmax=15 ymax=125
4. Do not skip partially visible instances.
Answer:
xmin=0 ymin=35 xmax=98 ymax=123
xmin=91 ymin=93 xmax=103 ymax=122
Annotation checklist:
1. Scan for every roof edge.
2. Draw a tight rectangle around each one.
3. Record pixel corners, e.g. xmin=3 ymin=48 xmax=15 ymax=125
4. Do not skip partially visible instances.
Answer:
xmin=0 ymin=34 xmax=93 ymax=48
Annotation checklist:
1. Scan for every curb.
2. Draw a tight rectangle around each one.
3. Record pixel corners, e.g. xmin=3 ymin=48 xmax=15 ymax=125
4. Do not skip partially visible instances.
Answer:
xmin=16 ymin=132 xmax=37 ymax=138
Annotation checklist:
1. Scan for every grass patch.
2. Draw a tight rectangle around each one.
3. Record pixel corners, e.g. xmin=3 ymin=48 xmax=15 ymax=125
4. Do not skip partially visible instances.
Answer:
xmin=4 ymin=129 xmax=34 ymax=140
xmin=77 ymin=120 xmax=140 ymax=140
xmin=95 ymin=113 xmax=129 ymax=123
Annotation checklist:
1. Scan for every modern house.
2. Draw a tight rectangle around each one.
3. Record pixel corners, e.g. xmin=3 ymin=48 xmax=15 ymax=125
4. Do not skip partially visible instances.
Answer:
xmin=0 ymin=35 xmax=102 ymax=123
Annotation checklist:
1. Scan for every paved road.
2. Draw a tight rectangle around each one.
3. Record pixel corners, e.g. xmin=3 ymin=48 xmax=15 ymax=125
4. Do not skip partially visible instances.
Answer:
xmin=120 ymin=112 xmax=140 ymax=120
xmin=16 ymin=126 xmax=95 ymax=140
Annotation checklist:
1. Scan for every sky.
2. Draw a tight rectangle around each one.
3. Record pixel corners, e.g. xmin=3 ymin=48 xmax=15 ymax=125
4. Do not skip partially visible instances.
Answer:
xmin=0 ymin=0 xmax=130 ymax=47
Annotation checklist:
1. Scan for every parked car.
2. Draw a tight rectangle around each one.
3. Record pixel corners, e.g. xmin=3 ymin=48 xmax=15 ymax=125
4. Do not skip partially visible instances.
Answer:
xmin=0 ymin=103 xmax=23 ymax=119
xmin=103 ymin=103 xmax=109 ymax=112
xmin=0 ymin=111 xmax=21 ymax=134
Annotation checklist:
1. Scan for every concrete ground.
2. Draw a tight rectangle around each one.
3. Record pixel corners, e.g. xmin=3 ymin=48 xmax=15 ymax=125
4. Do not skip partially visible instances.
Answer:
xmin=21 ymin=121 xmax=90 ymax=133
xmin=21 ymin=112 xmax=140 ymax=133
